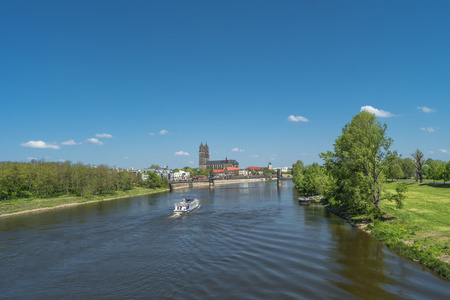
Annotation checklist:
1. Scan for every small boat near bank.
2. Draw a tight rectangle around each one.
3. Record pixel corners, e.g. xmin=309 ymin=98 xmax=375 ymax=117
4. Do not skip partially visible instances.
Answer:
xmin=174 ymin=196 xmax=200 ymax=212
xmin=298 ymin=195 xmax=324 ymax=205
xmin=298 ymin=197 xmax=311 ymax=205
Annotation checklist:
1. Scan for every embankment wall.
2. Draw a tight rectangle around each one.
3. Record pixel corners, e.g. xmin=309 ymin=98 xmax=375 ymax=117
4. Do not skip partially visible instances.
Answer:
xmin=169 ymin=178 xmax=269 ymax=190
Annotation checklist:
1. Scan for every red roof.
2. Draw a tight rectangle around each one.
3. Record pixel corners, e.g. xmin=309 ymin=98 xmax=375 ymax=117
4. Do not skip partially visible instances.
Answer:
xmin=225 ymin=167 xmax=240 ymax=171
xmin=246 ymin=166 xmax=264 ymax=170
xmin=213 ymin=169 xmax=224 ymax=173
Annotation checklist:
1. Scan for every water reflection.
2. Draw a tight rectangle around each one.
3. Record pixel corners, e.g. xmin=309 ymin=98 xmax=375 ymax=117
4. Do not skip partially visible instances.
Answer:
xmin=327 ymin=221 xmax=396 ymax=298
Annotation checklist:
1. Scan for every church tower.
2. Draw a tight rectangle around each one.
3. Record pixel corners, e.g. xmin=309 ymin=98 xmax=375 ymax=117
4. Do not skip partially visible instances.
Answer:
xmin=199 ymin=142 xmax=210 ymax=170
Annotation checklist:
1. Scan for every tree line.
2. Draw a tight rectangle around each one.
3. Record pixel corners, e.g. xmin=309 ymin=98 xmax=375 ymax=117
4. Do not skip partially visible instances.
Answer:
xmin=0 ymin=160 xmax=167 ymax=200
xmin=383 ymin=149 xmax=450 ymax=184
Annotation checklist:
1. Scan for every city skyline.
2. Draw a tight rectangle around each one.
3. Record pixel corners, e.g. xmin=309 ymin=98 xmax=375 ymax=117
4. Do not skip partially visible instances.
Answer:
xmin=1 ymin=1 xmax=449 ymax=169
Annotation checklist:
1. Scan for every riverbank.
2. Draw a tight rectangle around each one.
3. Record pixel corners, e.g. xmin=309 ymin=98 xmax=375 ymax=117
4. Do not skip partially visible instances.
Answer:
xmin=0 ymin=187 xmax=169 ymax=218
xmin=325 ymin=182 xmax=450 ymax=281
xmin=0 ymin=179 xmax=273 ymax=217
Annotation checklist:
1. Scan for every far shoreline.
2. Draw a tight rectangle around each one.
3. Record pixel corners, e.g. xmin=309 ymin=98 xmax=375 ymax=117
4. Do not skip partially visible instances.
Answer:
xmin=0 ymin=188 xmax=170 ymax=218
xmin=0 ymin=178 xmax=273 ymax=218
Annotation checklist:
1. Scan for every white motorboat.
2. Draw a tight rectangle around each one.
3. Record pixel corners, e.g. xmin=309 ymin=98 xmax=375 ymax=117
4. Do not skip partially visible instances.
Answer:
xmin=174 ymin=196 xmax=199 ymax=212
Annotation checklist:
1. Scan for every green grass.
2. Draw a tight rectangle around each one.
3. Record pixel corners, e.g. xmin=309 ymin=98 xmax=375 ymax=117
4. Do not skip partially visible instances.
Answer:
xmin=375 ymin=182 xmax=450 ymax=280
xmin=0 ymin=187 xmax=169 ymax=216
xmin=382 ymin=182 xmax=450 ymax=249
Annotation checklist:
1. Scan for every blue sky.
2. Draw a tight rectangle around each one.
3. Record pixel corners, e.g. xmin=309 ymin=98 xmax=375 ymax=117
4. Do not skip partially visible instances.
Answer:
xmin=1 ymin=1 xmax=449 ymax=169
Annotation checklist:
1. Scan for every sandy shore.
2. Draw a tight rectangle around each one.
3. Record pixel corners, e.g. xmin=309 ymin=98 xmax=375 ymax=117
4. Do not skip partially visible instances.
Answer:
xmin=0 ymin=189 xmax=170 ymax=218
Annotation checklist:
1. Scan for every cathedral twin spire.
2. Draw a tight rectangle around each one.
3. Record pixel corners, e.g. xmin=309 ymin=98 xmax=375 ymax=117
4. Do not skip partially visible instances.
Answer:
xmin=199 ymin=141 xmax=238 ymax=170
xmin=199 ymin=141 xmax=209 ymax=151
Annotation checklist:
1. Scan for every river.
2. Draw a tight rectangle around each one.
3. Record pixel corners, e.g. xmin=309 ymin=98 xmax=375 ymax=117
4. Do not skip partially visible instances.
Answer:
xmin=0 ymin=181 xmax=449 ymax=299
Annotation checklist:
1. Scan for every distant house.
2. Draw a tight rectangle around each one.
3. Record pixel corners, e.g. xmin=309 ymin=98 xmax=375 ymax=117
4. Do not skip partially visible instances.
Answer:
xmin=272 ymin=166 xmax=292 ymax=173
xmin=141 ymin=167 xmax=174 ymax=181
xmin=224 ymin=167 xmax=240 ymax=173
xmin=239 ymin=169 xmax=249 ymax=176
xmin=192 ymin=175 xmax=208 ymax=181
xmin=246 ymin=166 xmax=264 ymax=175
xmin=246 ymin=166 xmax=264 ymax=171
xmin=173 ymin=170 xmax=190 ymax=181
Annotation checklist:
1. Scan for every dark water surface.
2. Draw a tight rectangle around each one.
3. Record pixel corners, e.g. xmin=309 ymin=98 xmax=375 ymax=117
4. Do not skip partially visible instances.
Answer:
xmin=1 ymin=181 xmax=449 ymax=299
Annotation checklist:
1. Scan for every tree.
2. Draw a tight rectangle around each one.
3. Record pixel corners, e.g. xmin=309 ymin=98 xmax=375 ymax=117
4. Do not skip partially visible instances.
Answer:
xmin=386 ymin=163 xmax=403 ymax=181
xmin=291 ymin=160 xmax=304 ymax=189
xmin=145 ymin=171 xmax=168 ymax=189
xmin=294 ymin=163 xmax=329 ymax=196
xmin=320 ymin=111 xmax=401 ymax=216
xmin=428 ymin=160 xmax=444 ymax=183
xmin=442 ymin=162 xmax=450 ymax=184
xmin=410 ymin=149 xmax=425 ymax=183
xmin=400 ymin=158 xmax=416 ymax=179
xmin=383 ymin=156 xmax=403 ymax=181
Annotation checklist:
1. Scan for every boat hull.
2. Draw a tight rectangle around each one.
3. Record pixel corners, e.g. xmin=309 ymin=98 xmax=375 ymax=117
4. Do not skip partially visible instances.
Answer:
xmin=298 ymin=197 xmax=311 ymax=205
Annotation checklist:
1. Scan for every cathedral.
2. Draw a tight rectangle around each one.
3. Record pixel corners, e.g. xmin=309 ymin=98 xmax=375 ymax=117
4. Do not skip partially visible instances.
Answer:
xmin=199 ymin=142 xmax=239 ymax=170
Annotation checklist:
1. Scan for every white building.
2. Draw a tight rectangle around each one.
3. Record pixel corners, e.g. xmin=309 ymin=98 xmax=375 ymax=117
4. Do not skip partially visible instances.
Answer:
xmin=239 ymin=169 xmax=249 ymax=176
xmin=272 ymin=166 xmax=292 ymax=173
xmin=173 ymin=170 xmax=190 ymax=181
xmin=134 ymin=167 xmax=174 ymax=181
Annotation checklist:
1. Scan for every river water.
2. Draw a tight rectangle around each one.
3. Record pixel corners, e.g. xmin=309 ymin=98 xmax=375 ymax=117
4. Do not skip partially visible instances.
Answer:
xmin=0 ymin=181 xmax=449 ymax=299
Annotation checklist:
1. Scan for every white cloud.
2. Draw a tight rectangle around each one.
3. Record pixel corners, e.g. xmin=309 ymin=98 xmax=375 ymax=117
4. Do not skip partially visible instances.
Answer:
xmin=61 ymin=139 xmax=78 ymax=145
xmin=288 ymin=115 xmax=309 ymax=122
xmin=160 ymin=129 xmax=171 ymax=135
xmin=96 ymin=133 xmax=113 ymax=138
xmin=361 ymin=106 xmax=395 ymax=117
xmin=21 ymin=140 xmax=60 ymax=149
xmin=148 ymin=132 xmax=155 ymax=136
xmin=175 ymin=150 xmax=189 ymax=156
xmin=231 ymin=148 xmax=245 ymax=152
xmin=250 ymin=155 xmax=259 ymax=158
xmin=27 ymin=157 xmax=36 ymax=161
xmin=87 ymin=138 xmax=104 ymax=145
xmin=429 ymin=151 xmax=435 ymax=154
xmin=439 ymin=149 xmax=449 ymax=154
xmin=420 ymin=127 xmax=437 ymax=133
xmin=417 ymin=106 xmax=435 ymax=113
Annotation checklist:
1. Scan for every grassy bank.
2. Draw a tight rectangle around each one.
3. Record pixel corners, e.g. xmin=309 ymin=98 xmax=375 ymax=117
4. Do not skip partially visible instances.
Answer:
xmin=0 ymin=187 xmax=169 ymax=217
xmin=357 ymin=182 xmax=450 ymax=280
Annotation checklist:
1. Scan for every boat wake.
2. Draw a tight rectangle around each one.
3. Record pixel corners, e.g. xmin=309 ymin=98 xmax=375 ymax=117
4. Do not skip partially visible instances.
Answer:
xmin=169 ymin=212 xmax=184 ymax=219
xmin=169 ymin=205 xmax=201 ymax=219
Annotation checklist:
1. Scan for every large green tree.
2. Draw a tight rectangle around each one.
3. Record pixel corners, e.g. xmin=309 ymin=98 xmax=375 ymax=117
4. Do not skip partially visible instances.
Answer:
xmin=320 ymin=111 xmax=401 ymax=215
